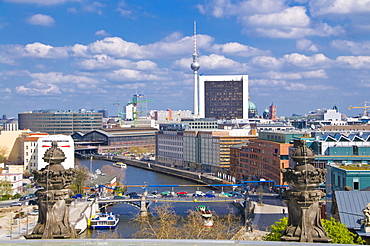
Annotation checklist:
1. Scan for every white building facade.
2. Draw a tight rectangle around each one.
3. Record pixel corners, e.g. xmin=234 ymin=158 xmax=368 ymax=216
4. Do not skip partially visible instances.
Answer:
xmin=24 ymin=135 xmax=75 ymax=172
xmin=0 ymin=172 xmax=23 ymax=195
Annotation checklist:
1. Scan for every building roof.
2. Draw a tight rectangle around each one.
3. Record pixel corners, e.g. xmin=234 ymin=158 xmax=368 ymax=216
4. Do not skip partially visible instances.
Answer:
xmin=334 ymin=191 xmax=370 ymax=230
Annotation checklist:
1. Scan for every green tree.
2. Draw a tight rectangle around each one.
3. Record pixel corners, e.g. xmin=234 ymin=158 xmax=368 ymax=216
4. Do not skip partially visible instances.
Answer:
xmin=323 ymin=217 xmax=365 ymax=245
xmin=263 ymin=216 xmax=365 ymax=244
xmin=0 ymin=179 xmax=12 ymax=198
xmin=262 ymin=217 xmax=288 ymax=241
xmin=70 ymin=164 xmax=89 ymax=195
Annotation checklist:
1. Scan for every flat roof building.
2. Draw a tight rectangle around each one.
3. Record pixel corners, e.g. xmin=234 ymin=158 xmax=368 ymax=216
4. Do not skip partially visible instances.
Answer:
xmin=18 ymin=110 xmax=102 ymax=135
xmin=199 ymin=75 xmax=248 ymax=120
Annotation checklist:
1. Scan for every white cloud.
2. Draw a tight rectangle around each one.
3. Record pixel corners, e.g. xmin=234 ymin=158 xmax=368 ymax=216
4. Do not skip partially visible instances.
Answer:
xmin=331 ymin=40 xmax=370 ymax=55
xmin=78 ymin=54 xmax=157 ymax=70
xmin=336 ymin=56 xmax=370 ymax=69
xmin=27 ymin=14 xmax=55 ymax=26
xmin=210 ymin=42 xmax=270 ymax=57
xmin=95 ymin=30 xmax=111 ymax=36
xmin=296 ymin=39 xmax=319 ymax=52
xmin=248 ymin=6 xmax=310 ymax=28
xmin=285 ymin=83 xmax=333 ymax=91
xmin=282 ymin=53 xmax=331 ymax=67
xmin=249 ymin=79 xmax=286 ymax=86
xmin=24 ymin=42 xmax=68 ymax=58
xmin=107 ymin=69 xmax=160 ymax=81
xmin=16 ymin=81 xmax=61 ymax=96
xmin=309 ymin=0 xmax=370 ymax=16
xmin=250 ymin=56 xmax=282 ymax=69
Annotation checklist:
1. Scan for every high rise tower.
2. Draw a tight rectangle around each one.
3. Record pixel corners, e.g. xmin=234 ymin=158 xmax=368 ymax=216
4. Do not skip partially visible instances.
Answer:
xmin=190 ymin=21 xmax=200 ymax=117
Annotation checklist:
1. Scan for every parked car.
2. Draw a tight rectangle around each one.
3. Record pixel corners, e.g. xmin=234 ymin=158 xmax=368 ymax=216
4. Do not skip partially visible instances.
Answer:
xmin=28 ymin=209 xmax=39 ymax=216
xmin=87 ymin=194 xmax=99 ymax=201
xmin=71 ymin=194 xmax=83 ymax=199
xmin=11 ymin=202 xmax=22 ymax=207
xmin=99 ymin=196 xmax=110 ymax=200
xmin=177 ymin=193 xmax=188 ymax=197
xmin=28 ymin=200 xmax=37 ymax=205
xmin=126 ymin=192 xmax=138 ymax=196
xmin=113 ymin=195 xmax=125 ymax=200
xmin=176 ymin=191 xmax=188 ymax=195
xmin=205 ymin=193 xmax=216 ymax=198
xmin=192 ymin=193 xmax=204 ymax=197
xmin=19 ymin=196 xmax=28 ymax=201
xmin=130 ymin=194 xmax=142 ymax=199
xmin=146 ymin=194 xmax=157 ymax=198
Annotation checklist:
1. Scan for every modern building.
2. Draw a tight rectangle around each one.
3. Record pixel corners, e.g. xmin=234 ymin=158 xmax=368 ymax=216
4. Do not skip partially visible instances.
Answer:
xmin=183 ymin=128 xmax=257 ymax=173
xmin=18 ymin=109 xmax=102 ymax=135
xmin=239 ymin=131 xmax=306 ymax=185
xmin=199 ymin=75 xmax=248 ymax=120
xmin=24 ymin=134 xmax=75 ymax=172
xmin=152 ymin=110 xmax=193 ymax=122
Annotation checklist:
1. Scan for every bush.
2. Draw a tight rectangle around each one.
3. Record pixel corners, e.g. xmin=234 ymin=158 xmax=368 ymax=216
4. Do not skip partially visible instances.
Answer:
xmin=262 ymin=217 xmax=288 ymax=241
xmin=263 ymin=217 xmax=365 ymax=244
xmin=12 ymin=193 xmax=21 ymax=199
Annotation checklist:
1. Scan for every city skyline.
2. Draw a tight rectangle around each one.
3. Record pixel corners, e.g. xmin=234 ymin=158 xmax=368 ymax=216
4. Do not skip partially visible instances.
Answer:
xmin=2 ymin=0 xmax=370 ymax=118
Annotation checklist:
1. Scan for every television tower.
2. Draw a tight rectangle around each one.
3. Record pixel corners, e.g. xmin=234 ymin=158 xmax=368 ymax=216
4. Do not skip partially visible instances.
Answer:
xmin=190 ymin=21 xmax=200 ymax=117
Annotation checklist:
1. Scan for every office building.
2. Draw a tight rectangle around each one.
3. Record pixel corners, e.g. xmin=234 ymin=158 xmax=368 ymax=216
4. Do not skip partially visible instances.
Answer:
xmin=199 ymin=75 xmax=248 ymax=120
xmin=18 ymin=110 xmax=102 ymax=135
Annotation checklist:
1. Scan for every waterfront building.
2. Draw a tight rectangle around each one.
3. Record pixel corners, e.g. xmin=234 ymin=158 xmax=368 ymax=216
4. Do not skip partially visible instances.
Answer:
xmin=199 ymin=74 xmax=249 ymax=120
xmin=239 ymin=131 xmax=306 ymax=185
xmin=156 ymin=126 xmax=184 ymax=168
xmin=18 ymin=109 xmax=102 ymax=135
xmin=73 ymin=127 xmax=158 ymax=154
xmin=183 ymin=128 xmax=257 ymax=173
xmin=24 ymin=134 xmax=74 ymax=172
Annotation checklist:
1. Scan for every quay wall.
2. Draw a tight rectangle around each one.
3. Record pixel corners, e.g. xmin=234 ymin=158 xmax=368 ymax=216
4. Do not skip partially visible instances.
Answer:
xmin=96 ymin=156 xmax=232 ymax=188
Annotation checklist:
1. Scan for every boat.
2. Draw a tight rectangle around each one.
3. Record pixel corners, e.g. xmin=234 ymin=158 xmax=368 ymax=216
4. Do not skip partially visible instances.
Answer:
xmin=89 ymin=212 xmax=119 ymax=229
xmin=196 ymin=205 xmax=214 ymax=227
xmin=113 ymin=162 xmax=127 ymax=168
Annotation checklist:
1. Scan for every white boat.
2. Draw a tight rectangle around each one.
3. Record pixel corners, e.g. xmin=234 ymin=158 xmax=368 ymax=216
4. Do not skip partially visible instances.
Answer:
xmin=113 ymin=162 xmax=127 ymax=168
xmin=89 ymin=212 xmax=119 ymax=229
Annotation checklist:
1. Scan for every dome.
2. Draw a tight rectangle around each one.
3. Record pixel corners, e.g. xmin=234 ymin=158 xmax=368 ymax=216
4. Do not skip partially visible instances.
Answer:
xmin=191 ymin=61 xmax=200 ymax=71
xmin=264 ymin=108 xmax=269 ymax=113
xmin=248 ymin=100 xmax=257 ymax=110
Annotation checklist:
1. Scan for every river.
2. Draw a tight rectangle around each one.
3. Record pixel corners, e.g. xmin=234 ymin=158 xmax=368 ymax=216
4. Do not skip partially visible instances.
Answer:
xmin=76 ymin=158 xmax=239 ymax=239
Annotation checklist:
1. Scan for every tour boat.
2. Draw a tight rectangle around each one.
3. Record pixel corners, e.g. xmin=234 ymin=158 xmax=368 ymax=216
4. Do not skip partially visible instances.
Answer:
xmin=89 ymin=212 xmax=119 ymax=229
xmin=113 ymin=162 xmax=127 ymax=168
xmin=196 ymin=205 xmax=214 ymax=227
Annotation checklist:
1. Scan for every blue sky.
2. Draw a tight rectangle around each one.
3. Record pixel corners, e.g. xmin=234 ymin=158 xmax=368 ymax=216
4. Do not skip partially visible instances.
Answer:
xmin=2 ymin=0 xmax=370 ymax=118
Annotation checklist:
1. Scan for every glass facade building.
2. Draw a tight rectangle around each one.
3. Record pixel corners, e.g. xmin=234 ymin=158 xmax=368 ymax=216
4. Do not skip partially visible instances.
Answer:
xmin=18 ymin=111 xmax=102 ymax=135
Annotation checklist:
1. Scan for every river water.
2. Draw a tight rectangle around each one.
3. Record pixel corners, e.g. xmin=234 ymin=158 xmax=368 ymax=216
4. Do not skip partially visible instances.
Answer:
xmin=76 ymin=158 xmax=239 ymax=239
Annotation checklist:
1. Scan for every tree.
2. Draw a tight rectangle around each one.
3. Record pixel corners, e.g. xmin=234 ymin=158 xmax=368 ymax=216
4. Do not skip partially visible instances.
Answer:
xmin=70 ymin=164 xmax=89 ymax=195
xmin=133 ymin=204 xmax=240 ymax=240
xmin=0 ymin=179 xmax=12 ymax=198
xmin=263 ymin=216 xmax=365 ymax=244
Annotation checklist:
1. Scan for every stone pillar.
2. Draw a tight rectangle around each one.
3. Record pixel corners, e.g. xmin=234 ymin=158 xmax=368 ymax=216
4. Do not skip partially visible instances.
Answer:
xmin=139 ymin=189 xmax=149 ymax=217
xmin=25 ymin=141 xmax=76 ymax=239
xmin=280 ymin=140 xmax=331 ymax=243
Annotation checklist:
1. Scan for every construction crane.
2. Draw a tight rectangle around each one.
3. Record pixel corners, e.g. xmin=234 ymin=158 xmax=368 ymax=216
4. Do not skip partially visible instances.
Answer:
xmin=127 ymin=94 xmax=154 ymax=127
xmin=113 ymin=101 xmax=126 ymax=126
xmin=348 ymin=101 xmax=370 ymax=117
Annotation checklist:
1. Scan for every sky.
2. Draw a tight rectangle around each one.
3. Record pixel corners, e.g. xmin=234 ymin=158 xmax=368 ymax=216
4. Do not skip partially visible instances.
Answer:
xmin=2 ymin=0 xmax=370 ymax=119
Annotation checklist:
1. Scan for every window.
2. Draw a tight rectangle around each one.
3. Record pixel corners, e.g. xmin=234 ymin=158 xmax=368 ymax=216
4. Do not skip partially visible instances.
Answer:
xmin=353 ymin=177 xmax=359 ymax=190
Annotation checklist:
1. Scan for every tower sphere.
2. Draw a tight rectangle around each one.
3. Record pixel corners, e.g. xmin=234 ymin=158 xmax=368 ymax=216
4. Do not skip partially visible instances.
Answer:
xmin=191 ymin=61 xmax=200 ymax=71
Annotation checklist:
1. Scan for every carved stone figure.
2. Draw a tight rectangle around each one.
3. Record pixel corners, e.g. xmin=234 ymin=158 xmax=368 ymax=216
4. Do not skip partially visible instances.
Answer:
xmin=25 ymin=141 xmax=76 ymax=239
xmin=280 ymin=140 xmax=331 ymax=243
xmin=363 ymin=203 xmax=370 ymax=226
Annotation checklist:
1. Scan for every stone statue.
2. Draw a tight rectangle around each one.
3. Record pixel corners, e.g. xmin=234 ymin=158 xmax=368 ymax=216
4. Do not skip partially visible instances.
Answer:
xmin=25 ymin=141 xmax=76 ymax=239
xmin=280 ymin=140 xmax=331 ymax=243
xmin=363 ymin=203 xmax=370 ymax=226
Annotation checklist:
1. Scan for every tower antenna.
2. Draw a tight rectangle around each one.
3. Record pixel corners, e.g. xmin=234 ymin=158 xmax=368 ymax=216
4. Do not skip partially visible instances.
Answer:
xmin=191 ymin=21 xmax=200 ymax=117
